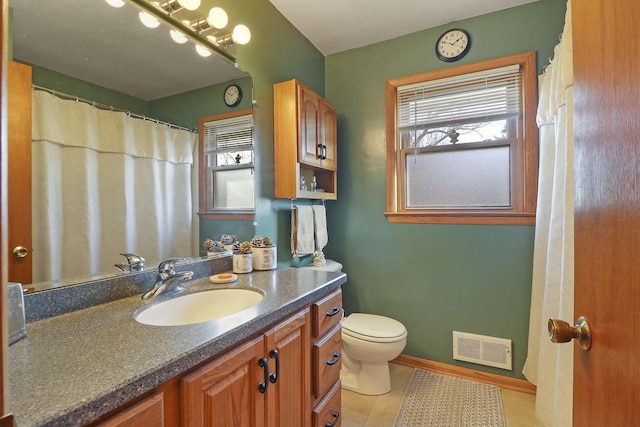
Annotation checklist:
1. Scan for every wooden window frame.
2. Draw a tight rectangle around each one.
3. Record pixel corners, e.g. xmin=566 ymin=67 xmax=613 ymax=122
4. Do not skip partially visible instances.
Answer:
xmin=198 ymin=108 xmax=255 ymax=221
xmin=384 ymin=51 xmax=538 ymax=225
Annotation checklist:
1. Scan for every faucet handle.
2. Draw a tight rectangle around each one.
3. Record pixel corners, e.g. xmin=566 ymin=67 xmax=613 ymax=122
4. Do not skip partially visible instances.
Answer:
xmin=158 ymin=258 xmax=184 ymax=274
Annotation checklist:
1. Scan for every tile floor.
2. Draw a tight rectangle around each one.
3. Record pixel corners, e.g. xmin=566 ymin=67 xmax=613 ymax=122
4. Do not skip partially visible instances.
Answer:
xmin=341 ymin=363 xmax=545 ymax=427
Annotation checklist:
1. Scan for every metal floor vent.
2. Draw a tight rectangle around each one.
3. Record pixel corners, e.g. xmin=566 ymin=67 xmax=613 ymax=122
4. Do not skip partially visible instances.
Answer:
xmin=452 ymin=331 xmax=512 ymax=370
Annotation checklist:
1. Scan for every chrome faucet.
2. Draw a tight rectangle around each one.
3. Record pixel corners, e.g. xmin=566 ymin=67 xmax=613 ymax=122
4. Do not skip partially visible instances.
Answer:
xmin=115 ymin=253 xmax=145 ymax=272
xmin=141 ymin=258 xmax=194 ymax=300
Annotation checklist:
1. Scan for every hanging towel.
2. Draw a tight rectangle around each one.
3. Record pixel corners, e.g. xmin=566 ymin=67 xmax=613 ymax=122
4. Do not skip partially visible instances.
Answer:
xmin=291 ymin=206 xmax=315 ymax=256
xmin=312 ymin=205 xmax=328 ymax=250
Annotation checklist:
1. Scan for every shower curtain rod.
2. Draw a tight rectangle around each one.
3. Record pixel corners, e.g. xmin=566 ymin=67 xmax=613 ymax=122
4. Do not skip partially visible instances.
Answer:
xmin=32 ymin=84 xmax=197 ymax=133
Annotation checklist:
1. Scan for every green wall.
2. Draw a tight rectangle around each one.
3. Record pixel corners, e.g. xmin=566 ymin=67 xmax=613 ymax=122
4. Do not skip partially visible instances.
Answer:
xmin=324 ymin=0 xmax=567 ymax=379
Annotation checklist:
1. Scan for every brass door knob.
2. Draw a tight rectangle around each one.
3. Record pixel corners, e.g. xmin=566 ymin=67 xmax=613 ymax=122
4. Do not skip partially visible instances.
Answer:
xmin=548 ymin=316 xmax=591 ymax=351
xmin=12 ymin=246 xmax=28 ymax=259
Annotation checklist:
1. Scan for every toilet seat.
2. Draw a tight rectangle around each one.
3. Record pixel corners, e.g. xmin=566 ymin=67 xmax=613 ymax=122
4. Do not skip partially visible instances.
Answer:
xmin=342 ymin=313 xmax=407 ymax=343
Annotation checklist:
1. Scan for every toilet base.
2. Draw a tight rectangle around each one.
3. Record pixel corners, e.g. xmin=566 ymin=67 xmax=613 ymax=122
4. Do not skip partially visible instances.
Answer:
xmin=341 ymin=361 xmax=392 ymax=395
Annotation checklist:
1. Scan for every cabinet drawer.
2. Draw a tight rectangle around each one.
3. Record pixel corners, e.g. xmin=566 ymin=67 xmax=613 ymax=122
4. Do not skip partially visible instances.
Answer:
xmin=97 ymin=392 xmax=164 ymax=427
xmin=312 ymin=289 xmax=342 ymax=338
xmin=313 ymin=325 xmax=342 ymax=400
xmin=312 ymin=381 xmax=342 ymax=427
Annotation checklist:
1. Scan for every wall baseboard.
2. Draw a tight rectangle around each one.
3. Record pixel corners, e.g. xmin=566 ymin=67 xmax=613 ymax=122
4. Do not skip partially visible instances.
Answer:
xmin=393 ymin=354 xmax=537 ymax=395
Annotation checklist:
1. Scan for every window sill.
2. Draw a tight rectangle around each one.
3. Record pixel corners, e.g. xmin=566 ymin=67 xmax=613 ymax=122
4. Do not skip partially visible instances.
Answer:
xmin=198 ymin=210 xmax=255 ymax=221
xmin=384 ymin=211 xmax=535 ymax=225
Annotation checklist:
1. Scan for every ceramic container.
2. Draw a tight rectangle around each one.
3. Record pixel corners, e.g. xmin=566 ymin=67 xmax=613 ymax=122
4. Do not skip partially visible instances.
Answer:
xmin=252 ymin=245 xmax=277 ymax=270
xmin=233 ymin=253 xmax=253 ymax=274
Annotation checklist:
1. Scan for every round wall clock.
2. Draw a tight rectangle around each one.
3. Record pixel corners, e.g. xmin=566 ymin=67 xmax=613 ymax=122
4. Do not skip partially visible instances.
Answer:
xmin=223 ymin=84 xmax=242 ymax=107
xmin=435 ymin=29 xmax=471 ymax=62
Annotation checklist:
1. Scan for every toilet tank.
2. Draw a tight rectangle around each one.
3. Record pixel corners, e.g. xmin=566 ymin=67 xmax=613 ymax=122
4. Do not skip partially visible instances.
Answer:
xmin=300 ymin=259 xmax=343 ymax=272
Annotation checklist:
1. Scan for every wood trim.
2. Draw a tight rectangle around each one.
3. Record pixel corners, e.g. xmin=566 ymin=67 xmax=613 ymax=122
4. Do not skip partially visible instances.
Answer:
xmin=197 ymin=108 xmax=254 ymax=218
xmin=385 ymin=51 xmax=538 ymax=225
xmin=520 ymin=51 xmax=539 ymax=214
xmin=197 ymin=211 xmax=255 ymax=221
xmin=0 ymin=0 xmax=7 ymax=415
xmin=385 ymin=212 xmax=535 ymax=225
xmin=385 ymin=81 xmax=398 ymax=214
xmin=393 ymin=354 xmax=537 ymax=395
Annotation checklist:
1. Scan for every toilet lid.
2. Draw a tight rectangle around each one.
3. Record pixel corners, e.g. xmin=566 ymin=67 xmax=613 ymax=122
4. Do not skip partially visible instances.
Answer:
xmin=342 ymin=313 xmax=407 ymax=341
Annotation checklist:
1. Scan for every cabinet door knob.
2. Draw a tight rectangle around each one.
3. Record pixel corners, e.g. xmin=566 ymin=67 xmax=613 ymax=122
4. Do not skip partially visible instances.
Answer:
xmin=258 ymin=357 xmax=269 ymax=393
xmin=326 ymin=307 xmax=341 ymax=317
xmin=325 ymin=411 xmax=340 ymax=427
xmin=326 ymin=352 xmax=341 ymax=366
xmin=269 ymin=349 xmax=279 ymax=384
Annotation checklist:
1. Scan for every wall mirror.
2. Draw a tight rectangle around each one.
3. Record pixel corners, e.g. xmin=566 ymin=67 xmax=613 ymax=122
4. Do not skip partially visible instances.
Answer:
xmin=9 ymin=0 xmax=251 ymax=291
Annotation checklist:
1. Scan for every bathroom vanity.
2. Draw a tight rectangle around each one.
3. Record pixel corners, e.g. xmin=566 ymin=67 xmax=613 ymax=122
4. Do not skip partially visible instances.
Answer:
xmin=8 ymin=262 xmax=346 ymax=426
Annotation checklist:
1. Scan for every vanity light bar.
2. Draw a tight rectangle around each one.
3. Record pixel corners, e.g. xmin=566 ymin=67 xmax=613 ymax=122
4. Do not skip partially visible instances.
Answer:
xmin=124 ymin=0 xmax=238 ymax=64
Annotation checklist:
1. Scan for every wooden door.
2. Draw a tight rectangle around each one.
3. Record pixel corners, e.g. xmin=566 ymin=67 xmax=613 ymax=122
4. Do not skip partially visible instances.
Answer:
xmin=7 ymin=60 xmax=31 ymax=285
xmin=263 ymin=309 xmax=310 ymax=427
xmin=319 ymin=101 xmax=337 ymax=171
xmin=181 ymin=336 xmax=266 ymax=427
xmin=298 ymin=85 xmax=321 ymax=168
xmin=572 ymin=0 xmax=640 ymax=425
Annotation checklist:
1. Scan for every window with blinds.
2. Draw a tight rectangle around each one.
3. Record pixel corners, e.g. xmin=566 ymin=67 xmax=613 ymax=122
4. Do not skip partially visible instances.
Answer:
xmin=385 ymin=52 xmax=538 ymax=225
xmin=397 ymin=64 xmax=521 ymax=148
xmin=199 ymin=110 xmax=255 ymax=217
xmin=203 ymin=114 xmax=254 ymax=169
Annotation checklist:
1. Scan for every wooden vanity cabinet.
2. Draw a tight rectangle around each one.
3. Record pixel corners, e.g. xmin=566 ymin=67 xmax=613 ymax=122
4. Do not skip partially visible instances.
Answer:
xmin=311 ymin=289 xmax=343 ymax=427
xmin=181 ymin=309 xmax=311 ymax=427
xmin=274 ymin=79 xmax=338 ymax=200
xmin=90 ymin=289 xmax=340 ymax=427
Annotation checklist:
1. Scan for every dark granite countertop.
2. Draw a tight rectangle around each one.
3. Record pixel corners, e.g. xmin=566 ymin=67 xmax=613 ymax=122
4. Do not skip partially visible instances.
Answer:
xmin=8 ymin=268 xmax=346 ymax=427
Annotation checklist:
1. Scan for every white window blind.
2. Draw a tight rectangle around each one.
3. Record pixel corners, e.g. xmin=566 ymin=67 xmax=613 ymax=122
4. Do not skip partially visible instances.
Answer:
xmin=397 ymin=64 xmax=522 ymax=132
xmin=203 ymin=114 xmax=254 ymax=156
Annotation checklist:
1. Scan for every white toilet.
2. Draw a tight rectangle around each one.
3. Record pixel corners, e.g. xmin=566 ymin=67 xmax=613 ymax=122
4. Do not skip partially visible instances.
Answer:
xmin=341 ymin=313 xmax=407 ymax=395
xmin=300 ymin=259 xmax=408 ymax=396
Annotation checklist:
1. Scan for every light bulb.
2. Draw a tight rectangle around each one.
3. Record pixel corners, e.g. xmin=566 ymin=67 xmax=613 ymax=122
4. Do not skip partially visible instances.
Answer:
xmin=177 ymin=0 xmax=201 ymax=11
xmin=232 ymin=25 xmax=251 ymax=45
xmin=170 ymin=30 xmax=188 ymax=44
xmin=139 ymin=11 xmax=160 ymax=28
xmin=206 ymin=7 xmax=228 ymax=29
xmin=105 ymin=0 xmax=125 ymax=7
xmin=195 ymin=44 xmax=212 ymax=57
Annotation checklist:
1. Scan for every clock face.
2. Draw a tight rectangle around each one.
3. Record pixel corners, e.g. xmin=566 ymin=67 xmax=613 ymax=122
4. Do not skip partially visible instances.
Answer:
xmin=224 ymin=84 xmax=242 ymax=107
xmin=436 ymin=29 xmax=471 ymax=62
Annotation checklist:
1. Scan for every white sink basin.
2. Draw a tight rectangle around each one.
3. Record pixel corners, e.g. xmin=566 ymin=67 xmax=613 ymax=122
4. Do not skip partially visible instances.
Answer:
xmin=134 ymin=288 xmax=265 ymax=326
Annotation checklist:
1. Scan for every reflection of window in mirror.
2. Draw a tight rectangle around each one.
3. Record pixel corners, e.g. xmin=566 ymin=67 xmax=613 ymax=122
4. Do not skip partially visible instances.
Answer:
xmin=198 ymin=108 xmax=255 ymax=220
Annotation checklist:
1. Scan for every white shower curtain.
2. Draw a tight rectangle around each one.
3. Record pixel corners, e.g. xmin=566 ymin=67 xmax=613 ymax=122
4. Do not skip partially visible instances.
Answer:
xmin=522 ymin=2 xmax=573 ymax=426
xmin=31 ymin=90 xmax=197 ymax=283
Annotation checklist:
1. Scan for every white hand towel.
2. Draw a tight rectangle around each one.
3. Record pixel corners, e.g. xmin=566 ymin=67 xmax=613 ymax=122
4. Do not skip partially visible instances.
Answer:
xmin=291 ymin=206 xmax=315 ymax=256
xmin=312 ymin=205 xmax=328 ymax=250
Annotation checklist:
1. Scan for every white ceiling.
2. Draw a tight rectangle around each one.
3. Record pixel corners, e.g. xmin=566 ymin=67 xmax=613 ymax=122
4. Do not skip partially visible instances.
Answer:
xmin=10 ymin=0 xmax=248 ymax=101
xmin=269 ymin=0 xmax=539 ymax=55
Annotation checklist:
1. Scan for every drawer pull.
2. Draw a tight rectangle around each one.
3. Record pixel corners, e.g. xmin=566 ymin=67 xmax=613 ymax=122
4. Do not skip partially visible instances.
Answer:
xmin=269 ymin=349 xmax=279 ymax=384
xmin=258 ymin=357 xmax=269 ymax=393
xmin=326 ymin=352 xmax=341 ymax=366
xmin=325 ymin=411 xmax=340 ymax=427
xmin=326 ymin=307 xmax=341 ymax=317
